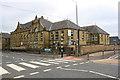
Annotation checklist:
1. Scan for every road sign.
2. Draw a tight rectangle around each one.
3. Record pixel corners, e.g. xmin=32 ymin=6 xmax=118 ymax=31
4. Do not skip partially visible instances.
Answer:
xmin=44 ymin=48 xmax=51 ymax=51
xmin=34 ymin=43 xmax=38 ymax=46
xmin=68 ymin=30 xmax=71 ymax=36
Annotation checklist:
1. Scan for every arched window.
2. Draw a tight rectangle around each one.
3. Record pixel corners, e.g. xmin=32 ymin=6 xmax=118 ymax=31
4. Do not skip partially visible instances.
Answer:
xmin=34 ymin=28 xmax=38 ymax=41
xmin=34 ymin=28 xmax=38 ymax=32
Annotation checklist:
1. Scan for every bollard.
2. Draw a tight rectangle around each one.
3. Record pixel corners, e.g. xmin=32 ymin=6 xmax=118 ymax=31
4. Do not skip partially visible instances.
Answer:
xmin=102 ymin=50 xmax=104 ymax=59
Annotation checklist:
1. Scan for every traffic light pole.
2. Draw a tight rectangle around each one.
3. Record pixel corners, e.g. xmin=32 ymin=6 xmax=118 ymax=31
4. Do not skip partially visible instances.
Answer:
xmin=75 ymin=30 xmax=79 ymax=57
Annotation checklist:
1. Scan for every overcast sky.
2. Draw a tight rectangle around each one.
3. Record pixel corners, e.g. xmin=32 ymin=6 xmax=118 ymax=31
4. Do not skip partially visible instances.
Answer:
xmin=0 ymin=0 xmax=119 ymax=37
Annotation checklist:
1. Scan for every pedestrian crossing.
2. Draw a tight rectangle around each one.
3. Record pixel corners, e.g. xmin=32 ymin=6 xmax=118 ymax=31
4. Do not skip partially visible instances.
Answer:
xmin=29 ymin=61 xmax=51 ymax=66
xmin=1 ymin=59 xmax=77 ymax=77
xmin=19 ymin=62 xmax=39 ymax=69
xmin=0 ymin=66 xmax=9 ymax=75
xmin=7 ymin=64 xmax=26 ymax=72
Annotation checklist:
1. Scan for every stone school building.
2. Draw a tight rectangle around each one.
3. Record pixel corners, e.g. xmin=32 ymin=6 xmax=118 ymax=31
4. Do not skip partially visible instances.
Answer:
xmin=10 ymin=16 xmax=110 ymax=55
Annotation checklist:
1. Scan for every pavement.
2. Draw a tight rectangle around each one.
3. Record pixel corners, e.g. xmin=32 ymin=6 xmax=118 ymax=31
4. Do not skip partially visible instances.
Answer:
xmin=91 ymin=59 xmax=119 ymax=64
xmin=59 ymin=50 xmax=120 ymax=64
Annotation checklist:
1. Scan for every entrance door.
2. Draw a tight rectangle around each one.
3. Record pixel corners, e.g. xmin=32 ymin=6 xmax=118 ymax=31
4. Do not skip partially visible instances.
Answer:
xmin=70 ymin=47 xmax=74 ymax=55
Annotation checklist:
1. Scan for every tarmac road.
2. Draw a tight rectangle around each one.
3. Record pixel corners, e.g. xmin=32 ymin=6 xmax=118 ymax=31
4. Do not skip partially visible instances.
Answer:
xmin=0 ymin=51 xmax=119 ymax=80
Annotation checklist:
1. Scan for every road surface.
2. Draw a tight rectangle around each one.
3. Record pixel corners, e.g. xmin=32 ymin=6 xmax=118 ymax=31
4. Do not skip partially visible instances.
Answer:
xmin=0 ymin=51 xmax=119 ymax=80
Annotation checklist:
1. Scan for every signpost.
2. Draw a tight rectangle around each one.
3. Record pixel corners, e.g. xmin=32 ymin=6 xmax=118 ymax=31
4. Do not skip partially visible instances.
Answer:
xmin=34 ymin=42 xmax=38 ymax=46
xmin=44 ymin=48 xmax=51 ymax=52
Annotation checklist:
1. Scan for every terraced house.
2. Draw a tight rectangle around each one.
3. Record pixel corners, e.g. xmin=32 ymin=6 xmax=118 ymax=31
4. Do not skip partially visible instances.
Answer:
xmin=10 ymin=16 xmax=110 ymax=56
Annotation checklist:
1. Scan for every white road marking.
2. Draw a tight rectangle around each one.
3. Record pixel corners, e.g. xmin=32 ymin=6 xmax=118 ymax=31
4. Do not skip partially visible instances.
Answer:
xmin=63 ymin=62 xmax=68 ymax=63
xmin=48 ymin=62 xmax=59 ymax=64
xmin=13 ymin=57 xmax=15 ymax=59
xmin=29 ymin=61 xmax=51 ymax=66
xmin=114 ymin=56 xmax=119 ymax=59
xmin=21 ymin=59 xmax=24 ymax=61
xmin=30 ymin=72 xmax=39 ymax=75
xmin=19 ymin=62 xmax=39 ymax=69
xmin=64 ymin=65 xmax=70 ymax=67
xmin=85 ymin=61 xmax=89 ymax=63
xmin=53 ymin=60 xmax=68 ymax=63
xmin=73 ymin=64 xmax=78 ymax=65
xmin=48 ymin=60 xmax=55 ymax=61
xmin=15 ymin=61 xmax=20 ymax=62
xmin=59 ymin=67 xmax=117 ymax=79
xmin=56 ymin=66 xmax=62 ymax=69
xmin=7 ymin=64 xmax=26 ymax=72
xmin=0 ymin=66 xmax=9 ymax=75
xmin=89 ymin=71 xmax=117 ymax=79
xmin=14 ymin=75 xmax=24 ymax=79
xmin=80 ymin=62 xmax=84 ymax=64
xmin=108 ymin=55 xmax=118 ymax=59
xmin=43 ymin=69 xmax=51 ymax=72
xmin=6 ymin=62 xmax=11 ymax=64
xmin=55 ymin=59 xmax=75 ymax=62
xmin=61 ymin=67 xmax=88 ymax=72
xmin=41 ymin=60 xmax=59 ymax=64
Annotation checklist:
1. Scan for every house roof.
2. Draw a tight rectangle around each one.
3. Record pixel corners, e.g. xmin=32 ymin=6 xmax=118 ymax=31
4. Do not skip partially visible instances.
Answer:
xmin=50 ymin=20 xmax=85 ymax=31
xmin=20 ymin=21 xmax=32 ymax=29
xmin=82 ymin=25 xmax=109 ymax=34
xmin=17 ymin=17 xmax=85 ymax=31
xmin=18 ymin=17 xmax=52 ymax=31
xmin=1 ymin=33 xmax=11 ymax=38
xmin=39 ymin=18 xmax=52 ymax=30
xmin=13 ymin=16 xmax=109 ymax=34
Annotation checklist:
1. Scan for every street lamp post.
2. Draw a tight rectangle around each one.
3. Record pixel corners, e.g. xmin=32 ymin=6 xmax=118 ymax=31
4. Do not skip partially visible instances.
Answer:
xmin=72 ymin=0 xmax=78 ymax=25
xmin=72 ymin=0 xmax=79 ymax=56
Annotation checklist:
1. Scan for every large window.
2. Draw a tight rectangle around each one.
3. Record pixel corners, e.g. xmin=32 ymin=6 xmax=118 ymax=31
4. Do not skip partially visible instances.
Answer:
xmin=92 ymin=35 xmax=98 ymax=41
xmin=82 ymin=32 xmax=84 ymax=41
xmin=34 ymin=28 xmax=38 ymax=41
xmin=61 ymin=31 xmax=64 ymax=40
xmin=40 ymin=32 xmax=43 ymax=41
xmin=50 ymin=32 xmax=54 ymax=40
xmin=71 ymin=31 xmax=74 ymax=40
xmin=55 ymin=32 xmax=59 ymax=40
xmin=34 ymin=33 xmax=38 ymax=41
xmin=101 ymin=34 xmax=103 ymax=42
xmin=94 ymin=35 xmax=98 ymax=41
xmin=34 ymin=28 xmax=38 ymax=32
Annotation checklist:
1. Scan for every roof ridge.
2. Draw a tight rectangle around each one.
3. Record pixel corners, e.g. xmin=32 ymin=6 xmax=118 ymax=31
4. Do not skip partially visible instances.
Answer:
xmin=53 ymin=19 xmax=69 ymax=24
xmin=95 ymin=25 xmax=108 ymax=34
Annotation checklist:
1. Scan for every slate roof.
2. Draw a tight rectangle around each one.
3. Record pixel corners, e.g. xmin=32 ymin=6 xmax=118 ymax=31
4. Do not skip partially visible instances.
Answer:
xmin=82 ymin=25 xmax=109 ymax=34
xmin=20 ymin=21 xmax=32 ymax=29
xmin=18 ymin=17 xmax=85 ymax=31
xmin=39 ymin=18 xmax=52 ymax=30
xmin=14 ymin=16 xmax=108 ymax=34
xmin=1 ymin=33 xmax=11 ymax=38
xmin=50 ymin=20 xmax=85 ymax=31
xmin=18 ymin=17 xmax=52 ymax=31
